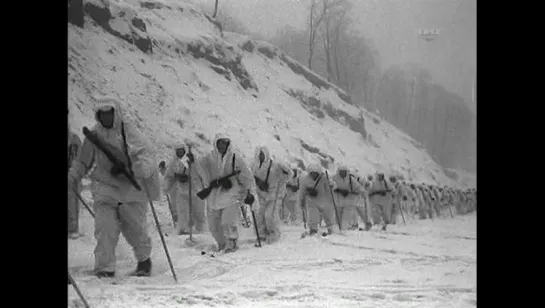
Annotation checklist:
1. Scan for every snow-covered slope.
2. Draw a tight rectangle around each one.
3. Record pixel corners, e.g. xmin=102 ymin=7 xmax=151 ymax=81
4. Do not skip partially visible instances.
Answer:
xmin=69 ymin=0 xmax=466 ymax=188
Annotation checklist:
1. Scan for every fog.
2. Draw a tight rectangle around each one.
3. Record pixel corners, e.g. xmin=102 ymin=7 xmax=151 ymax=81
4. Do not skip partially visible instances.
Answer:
xmin=201 ymin=0 xmax=476 ymax=113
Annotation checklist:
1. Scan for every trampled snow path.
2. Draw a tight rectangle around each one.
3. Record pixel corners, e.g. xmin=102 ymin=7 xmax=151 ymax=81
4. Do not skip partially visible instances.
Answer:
xmin=68 ymin=196 xmax=476 ymax=308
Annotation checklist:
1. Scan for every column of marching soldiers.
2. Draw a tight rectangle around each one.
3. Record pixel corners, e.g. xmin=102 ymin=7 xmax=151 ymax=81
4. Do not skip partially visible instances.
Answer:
xmin=68 ymin=97 xmax=477 ymax=285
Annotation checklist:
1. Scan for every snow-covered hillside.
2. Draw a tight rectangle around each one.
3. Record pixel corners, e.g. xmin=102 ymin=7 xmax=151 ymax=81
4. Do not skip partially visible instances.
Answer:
xmin=68 ymin=0 xmax=466 ymax=188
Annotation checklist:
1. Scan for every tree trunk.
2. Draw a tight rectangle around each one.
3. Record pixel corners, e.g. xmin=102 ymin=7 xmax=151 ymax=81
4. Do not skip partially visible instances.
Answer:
xmin=323 ymin=2 xmax=332 ymax=82
xmin=213 ymin=0 xmax=219 ymax=18
xmin=308 ymin=5 xmax=313 ymax=70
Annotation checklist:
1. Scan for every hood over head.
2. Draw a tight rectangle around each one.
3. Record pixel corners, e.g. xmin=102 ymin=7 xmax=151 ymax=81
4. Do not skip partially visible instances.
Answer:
xmin=290 ymin=164 xmax=300 ymax=178
xmin=336 ymin=164 xmax=349 ymax=176
xmin=307 ymin=163 xmax=322 ymax=175
xmin=172 ymin=142 xmax=188 ymax=158
xmin=213 ymin=133 xmax=233 ymax=155
xmin=93 ymin=96 xmax=124 ymax=130
xmin=253 ymin=145 xmax=271 ymax=163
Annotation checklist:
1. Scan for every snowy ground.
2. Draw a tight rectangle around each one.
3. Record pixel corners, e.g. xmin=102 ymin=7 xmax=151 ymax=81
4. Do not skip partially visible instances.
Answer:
xmin=69 ymin=193 xmax=476 ymax=308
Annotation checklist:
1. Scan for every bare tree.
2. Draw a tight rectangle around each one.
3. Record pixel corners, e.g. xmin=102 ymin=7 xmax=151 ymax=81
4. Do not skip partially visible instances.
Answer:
xmin=317 ymin=0 xmax=351 ymax=82
xmin=213 ymin=0 xmax=219 ymax=18
xmin=331 ymin=8 xmax=351 ymax=86
xmin=307 ymin=0 xmax=325 ymax=70
xmin=281 ymin=0 xmax=380 ymax=106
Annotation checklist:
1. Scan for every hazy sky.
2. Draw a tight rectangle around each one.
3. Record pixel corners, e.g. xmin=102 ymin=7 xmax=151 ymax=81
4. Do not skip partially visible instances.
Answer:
xmin=201 ymin=0 xmax=476 ymax=112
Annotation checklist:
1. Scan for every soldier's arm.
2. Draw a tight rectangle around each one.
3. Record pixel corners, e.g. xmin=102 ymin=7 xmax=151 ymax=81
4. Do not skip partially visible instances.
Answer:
xmin=69 ymin=137 xmax=95 ymax=184
xmin=163 ymin=158 xmax=178 ymax=192
xmin=235 ymin=152 xmax=257 ymax=196
xmin=123 ymin=122 xmax=156 ymax=179
xmin=353 ymin=178 xmax=366 ymax=195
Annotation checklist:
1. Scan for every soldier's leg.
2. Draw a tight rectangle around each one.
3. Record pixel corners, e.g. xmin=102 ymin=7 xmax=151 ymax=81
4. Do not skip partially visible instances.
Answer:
xmin=381 ymin=202 xmax=392 ymax=227
xmin=255 ymin=194 xmax=269 ymax=240
xmin=168 ymin=190 xmax=178 ymax=224
xmin=176 ymin=193 xmax=191 ymax=235
xmin=322 ymin=204 xmax=337 ymax=234
xmin=418 ymin=202 xmax=427 ymax=219
xmin=435 ymin=202 xmax=442 ymax=218
xmin=265 ymin=197 xmax=281 ymax=243
xmin=221 ymin=204 xmax=240 ymax=252
xmin=192 ymin=195 xmax=207 ymax=233
xmin=349 ymin=205 xmax=359 ymax=230
xmin=287 ymin=198 xmax=297 ymax=223
xmin=390 ymin=201 xmax=398 ymax=224
xmin=119 ymin=201 xmax=152 ymax=275
xmin=341 ymin=205 xmax=356 ymax=230
xmin=306 ymin=204 xmax=321 ymax=234
xmin=68 ymin=185 xmax=80 ymax=235
xmin=207 ymin=207 xmax=226 ymax=250
xmin=371 ymin=202 xmax=382 ymax=226
xmin=93 ymin=200 xmax=121 ymax=274
xmin=336 ymin=206 xmax=345 ymax=230
xmin=427 ymin=202 xmax=434 ymax=219
xmin=354 ymin=206 xmax=369 ymax=230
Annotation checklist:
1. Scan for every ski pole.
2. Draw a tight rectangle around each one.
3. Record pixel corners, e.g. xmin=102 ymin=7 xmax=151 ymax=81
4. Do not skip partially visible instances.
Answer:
xmin=68 ymin=271 xmax=92 ymax=308
xmin=165 ymin=194 xmax=176 ymax=226
xmin=240 ymin=205 xmax=250 ymax=228
xmin=74 ymin=189 xmax=95 ymax=218
xmin=301 ymin=198 xmax=307 ymax=229
xmin=248 ymin=189 xmax=261 ymax=247
xmin=187 ymin=146 xmax=195 ymax=244
xmin=399 ymin=201 xmax=407 ymax=225
xmin=325 ymin=171 xmax=342 ymax=232
xmin=143 ymin=183 xmax=177 ymax=283
xmin=447 ymin=200 xmax=455 ymax=218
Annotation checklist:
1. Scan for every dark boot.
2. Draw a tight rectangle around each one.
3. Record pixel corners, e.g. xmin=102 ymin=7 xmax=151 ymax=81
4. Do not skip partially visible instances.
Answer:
xmin=130 ymin=258 xmax=152 ymax=277
xmin=224 ymin=239 xmax=238 ymax=253
xmin=360 ymin=222 xmax=373 ymax=231
xmin=95 ymin=271 xmax=115 ymax=278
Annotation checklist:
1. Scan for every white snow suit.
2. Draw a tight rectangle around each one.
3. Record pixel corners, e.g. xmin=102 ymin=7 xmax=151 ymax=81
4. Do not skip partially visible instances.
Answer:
xmin=405 ymin=186 xmax=418 ymax=217
xmin=368 ymin=176 xmax=394 ymax=227
xmin=430 ymin=186 xmax=442 ymax=217
xmin=420 ymin=187 xmax=433 ymax=219
xmin=195 ymin=133 xmax=256 ymax=251
xmin=164 ymin=144 xmax=207 ymax=235
xmin=331 ymin=165 xmax=365 ymax=230
xmin=392 ymin=181 xmax=410 ymax=224
xmin=252 ymin=146 xmax=290 ymax=243
xmin=283 ymin=167 xmax=301 ymax=223
xmin=353 ymin=177 xmax=373 ymax=228
xmin=296 ymin=164 xmax=336 ymax=234
xmin=68 ymin=97 xmax=160 ymax=273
